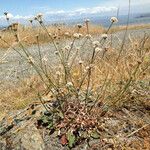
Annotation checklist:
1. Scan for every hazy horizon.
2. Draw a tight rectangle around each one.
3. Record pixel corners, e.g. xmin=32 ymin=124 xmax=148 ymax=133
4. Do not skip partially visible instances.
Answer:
xmin=0 ymin=0 xmax=150 ymax=25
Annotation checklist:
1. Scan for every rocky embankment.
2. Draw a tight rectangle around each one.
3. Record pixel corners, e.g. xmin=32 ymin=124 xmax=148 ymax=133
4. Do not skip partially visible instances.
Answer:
xmin=0 ymin=100 xmax=150 ymax=150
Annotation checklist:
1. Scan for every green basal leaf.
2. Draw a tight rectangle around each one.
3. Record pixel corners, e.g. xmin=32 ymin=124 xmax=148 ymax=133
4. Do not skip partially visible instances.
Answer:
xmin=47 ymin=122 xmax=53 ymax=129
xmin=67 ymin=131 xmax=76 ymax=148
xmin=90 ymin=131 xmax=100 ymax=139
xmin=41 ymin=115 xmax=49 ymax=124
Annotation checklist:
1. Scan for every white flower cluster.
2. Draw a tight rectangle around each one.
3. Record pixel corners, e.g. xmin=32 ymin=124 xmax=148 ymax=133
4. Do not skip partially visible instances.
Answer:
xmin=4 ymin=12 xmax=13 ymax=20
xmin=35 ymin=13 xmax=43 ymax=20
xmin=110 ymin=17 xmax=118 ymax=23
xmin=64 ymin=45 xmax=71 ymax=51
xmin=66 ymin=82 xmax=73 ymax=88
xmin=56 ymin=71 xmax=61 ymax=76
xmin=54 ymin=51 xmax=59 ymax=55
xmin=86 ymin=34 xmax=92 ymax=39
xmin=101 ymin=34 xmax=108 ymax=39
xmin=27 ymin=56 xmax=34 ymax=64
xmin=77 ymin=24 xmax=83 ymax=28
xmin=73 ymin=33 xmax=83 ymax=39
xmin=92 ymin=41 xmax=100 ymax=48
xmin=85 ymin=19 xmax=90 ymax=23
xmin=79 ymin=60 xmax=84 ymax=65
xmin=95 ymin=47 xmax=103 ymax=53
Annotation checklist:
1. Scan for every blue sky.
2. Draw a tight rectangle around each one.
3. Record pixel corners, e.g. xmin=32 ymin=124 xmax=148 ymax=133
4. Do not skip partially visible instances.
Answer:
xmin=0 ymin=0 xmax=118 ymax=16
xmin=0 ymin=0 xmax=150 ymax=23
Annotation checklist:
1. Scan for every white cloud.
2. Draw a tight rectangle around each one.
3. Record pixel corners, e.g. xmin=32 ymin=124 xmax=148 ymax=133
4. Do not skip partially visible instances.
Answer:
xmin=0 ymin=16 xmax=5 ymax=20
xmin=46 ymin=10 xmax=65 ymax=15
xmin=103 ymin=0 xmax=150 ymax=6
xmin=45 ymin=6 xmax=117 ymax=17
xmin=0 ymin=13 xmax=32 ymax=21
xmin=13 ymin=15 xmax=32 ymax=19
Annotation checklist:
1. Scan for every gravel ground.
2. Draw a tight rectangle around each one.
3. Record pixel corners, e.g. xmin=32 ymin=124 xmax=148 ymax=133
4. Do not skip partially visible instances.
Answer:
xmin=0 ymin=28 xmax=150 ymax=88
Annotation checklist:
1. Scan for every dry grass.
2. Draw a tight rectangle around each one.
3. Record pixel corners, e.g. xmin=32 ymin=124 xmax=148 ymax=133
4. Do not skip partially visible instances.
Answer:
xmin=110 ymin=23 xmax=150 ymax=33
xmin=0 ymin=24 xmax=104 ymax=49
xmin=0 ymin=76 xmax=44 ymax=120
xmin=0 ymin=15 xmax=150 ymax=149
xmin=0 ymin=23 xmax=150 ymax=49
xmin=0 ymin=29 xmax=149 ymax=120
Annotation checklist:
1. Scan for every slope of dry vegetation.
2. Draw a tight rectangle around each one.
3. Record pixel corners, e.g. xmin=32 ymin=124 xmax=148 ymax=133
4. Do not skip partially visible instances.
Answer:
xmin=0 ymin=21 xmax=150 ymax=49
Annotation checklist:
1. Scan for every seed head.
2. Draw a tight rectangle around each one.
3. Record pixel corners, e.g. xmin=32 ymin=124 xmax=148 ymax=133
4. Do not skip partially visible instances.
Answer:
xmin=54 ymin=51 xmax=59 ymax=55
xmin=92 ymin=41 xmax=100 ymax=48
xmin=7 ymin=13 xmax=13 ymax=19
xmin=56 ymin=71 xmax=61 ymax=76
xmin=53 ymin=33 xmax=57 ymax=39
xmin=137 ymin=59 xmax=142 ymax=64
xmin=66 ymin=82 xmax=73 ymax=88
xmin=73 ymin=33 xmax=80 ymax=39
xmin=110 ymin=17 xmax=118 ymax=23
xmin=27 ymin=56 xmax=34 ymax=64
xmin=4 ymin=12 xmax=8 ymax=16
xmin=78 ymin=33 xmax=83 ymax=38
xmin=95 ymin=47 xmax=103 ymax=53
xmin=29 ymin=19 xmax=33 ymax=24
xmin=39 ymin=20 xmax=43 ymax=24
xmin=76 ymin=47 xmax=80 ymax=51
xmin=4 ymin=13 xmax=13 ymax=21
xmin=64 ymin=45 xmax=71 ymax=51
xmin=37 ymin=13 xmax=43 ymax=19
xmin=34 ymin=16 xmax=38 ymax=20
xmin=79 ymin=60 xmax=84 ymax=65
xmin=85 ymin=66 xmax=90 ymax=70
xmin=77 ymin=24 xmax=83 ymax=28
xmin=85 ymin=34 xmax=92 ymax=39
xmin=101 ymin=34 xmax=108 ymax=39
xmin=85 ymin=19 xmax=90 ymax=23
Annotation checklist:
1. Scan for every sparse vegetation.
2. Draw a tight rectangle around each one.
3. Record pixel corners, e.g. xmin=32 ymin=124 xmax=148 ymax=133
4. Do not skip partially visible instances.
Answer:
xmin=0 ymin=11 xmax=150 ymax=149
xmin=0 ymin=21 xmax=150 ymax=49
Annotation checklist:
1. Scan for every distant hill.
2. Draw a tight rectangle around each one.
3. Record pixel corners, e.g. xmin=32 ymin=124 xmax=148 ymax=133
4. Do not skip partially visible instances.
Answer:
xmin=0 ymin=13 xmax=150 ymax=29
xmin=0 ymin=26 xmax=6 ymax=29
xmin=136 ymin=13 xmax=150 ymax=18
